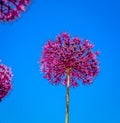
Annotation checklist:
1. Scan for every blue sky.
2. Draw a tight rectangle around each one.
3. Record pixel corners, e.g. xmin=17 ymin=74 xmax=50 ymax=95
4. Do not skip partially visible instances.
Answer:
xmin=0 ymin=0 xmax=120 ymax=123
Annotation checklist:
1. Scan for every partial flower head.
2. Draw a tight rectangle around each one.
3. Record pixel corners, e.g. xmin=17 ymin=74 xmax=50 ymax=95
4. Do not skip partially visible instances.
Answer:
xmin=0 ymin=0 xmax=30 ymax=22
xmin=41 ymin=32 xmax=100 ymax=87
xmin=0 ymin=61 xmax=12 ymax=101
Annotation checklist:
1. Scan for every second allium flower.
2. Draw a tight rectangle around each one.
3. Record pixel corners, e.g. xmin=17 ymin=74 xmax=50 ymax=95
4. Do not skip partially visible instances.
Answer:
xmin=0 ymin=61 xmax=12 ymax=101
xmin=0 ymin=0 xmax=30 ymax=22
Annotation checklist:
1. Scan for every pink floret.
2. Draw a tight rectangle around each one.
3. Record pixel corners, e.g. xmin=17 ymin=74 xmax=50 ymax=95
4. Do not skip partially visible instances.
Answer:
xmin=0 ymin=0 xmax=31 ymax=22
xmin=0 ymin=62 xmax=12 ymax=101
xmin=40 ymin=32 xmax=100 ymax=87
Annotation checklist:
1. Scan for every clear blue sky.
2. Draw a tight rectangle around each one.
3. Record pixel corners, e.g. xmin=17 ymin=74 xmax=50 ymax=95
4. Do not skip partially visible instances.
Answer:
xmin=0 ymin=0 xmax=120 ymax=123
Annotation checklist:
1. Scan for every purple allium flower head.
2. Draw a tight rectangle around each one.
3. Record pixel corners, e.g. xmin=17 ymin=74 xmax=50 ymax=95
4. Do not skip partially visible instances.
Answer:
xmin=0 ymin=61 xmax=12 ymax=101
xmin=41 ymin=32 xmax=100 ymax=87
xmin=0 ymin=0 xmax=30 ymax=22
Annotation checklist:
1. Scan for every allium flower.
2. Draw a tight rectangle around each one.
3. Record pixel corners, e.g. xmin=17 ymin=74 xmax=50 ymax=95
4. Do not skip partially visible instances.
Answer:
xmin=0 ymin=0 xmax=30 ymax=22
xmin=41 ymin=32 xmax=100 ymax=87
xmin=0 ymin=61 xmax=12 ymax=101
xmin=40 ymin=32 xmax=100 ymax=123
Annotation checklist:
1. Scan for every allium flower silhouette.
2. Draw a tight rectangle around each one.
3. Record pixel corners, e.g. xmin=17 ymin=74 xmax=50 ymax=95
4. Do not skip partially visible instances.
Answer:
xmin=40 ymin=32 xmax=100 ymax=123
xmin=0 ymin=61 xmax=12 ymax=101
xmin=0 ymin=0 xmax=30 ymax=22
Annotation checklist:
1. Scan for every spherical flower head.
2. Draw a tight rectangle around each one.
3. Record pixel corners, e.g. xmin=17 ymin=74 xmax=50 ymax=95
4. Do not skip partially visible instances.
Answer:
xmin=41 ymin=32 xmax=100 ymax=87
xmin=0 ymin=61 xmax=12 ymax=101
xmin=0 ymin=0 xmax=31 ymax=22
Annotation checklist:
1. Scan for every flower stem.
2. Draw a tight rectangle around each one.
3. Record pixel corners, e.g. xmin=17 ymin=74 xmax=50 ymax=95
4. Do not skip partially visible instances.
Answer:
xmin=65 ymin=68 xmax=70 ymax=123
